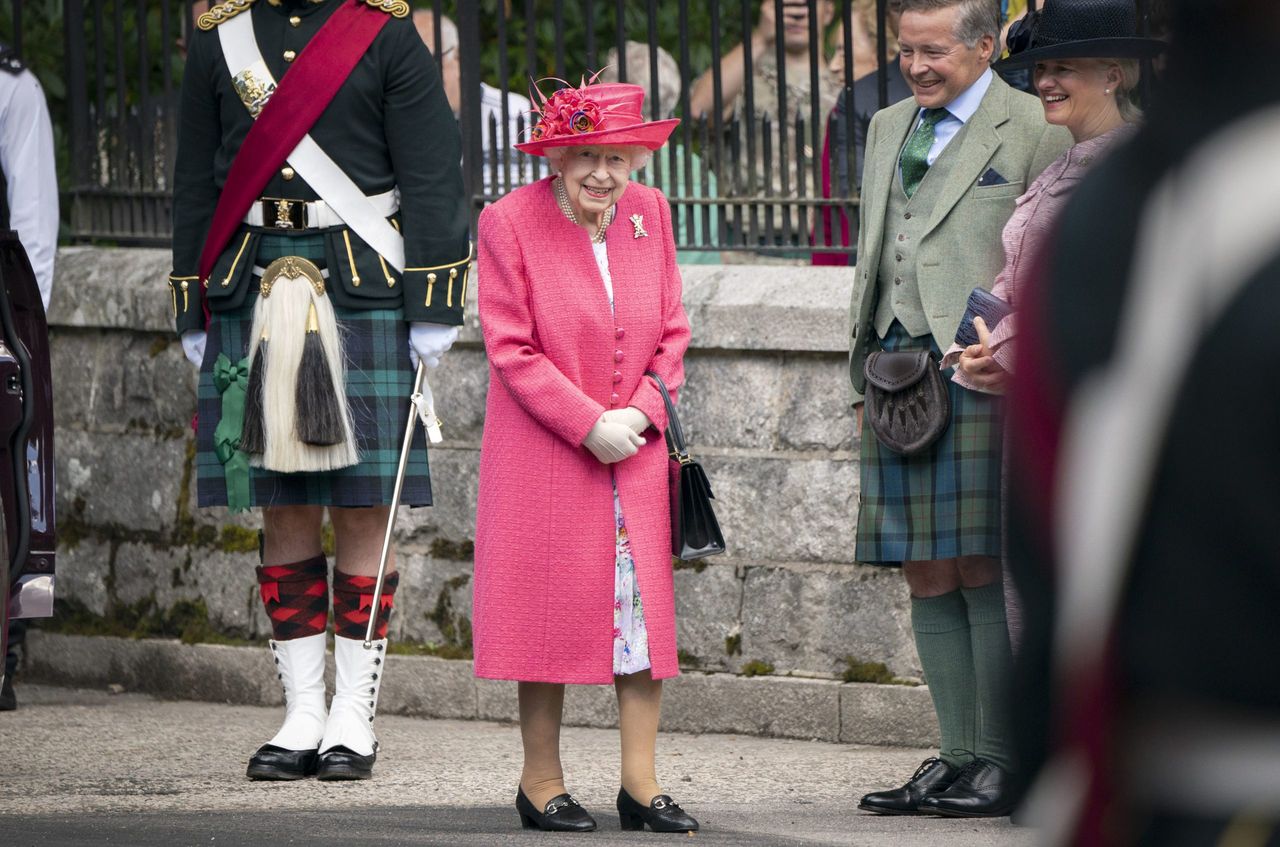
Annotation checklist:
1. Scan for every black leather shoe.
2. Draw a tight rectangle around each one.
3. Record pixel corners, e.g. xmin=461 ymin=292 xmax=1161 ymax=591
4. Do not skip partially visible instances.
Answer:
xmin=315 ymin=745 xmax=376 ymax=781
xmin=246 ymin=744 xmax=319 ymax=780
xmin=617 ymin=788 xmax=700 ymax=832
xmin=516 ymin=787 xmax=597 ymax=832
xmin=919 ymin=758 xmax=1017 ymax=817
xmin=858 ymin=757 xmax=958 ymax=815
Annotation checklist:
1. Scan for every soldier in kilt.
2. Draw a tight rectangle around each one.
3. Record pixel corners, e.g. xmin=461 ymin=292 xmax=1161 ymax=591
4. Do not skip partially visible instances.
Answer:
xmin=170 ymin=0 xmax=470 ymax=782
xmin=847 ymin=0 xmax=1068 ymax=818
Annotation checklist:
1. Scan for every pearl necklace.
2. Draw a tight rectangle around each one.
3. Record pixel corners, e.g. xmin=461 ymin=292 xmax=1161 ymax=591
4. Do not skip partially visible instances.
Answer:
xmin=554 ymin=176 xmax=615 ymax=244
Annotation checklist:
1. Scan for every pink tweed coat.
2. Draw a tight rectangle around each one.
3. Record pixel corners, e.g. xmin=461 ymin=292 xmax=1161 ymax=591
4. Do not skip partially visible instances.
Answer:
xmin=472 ymin=177 xmax=691 ymax=684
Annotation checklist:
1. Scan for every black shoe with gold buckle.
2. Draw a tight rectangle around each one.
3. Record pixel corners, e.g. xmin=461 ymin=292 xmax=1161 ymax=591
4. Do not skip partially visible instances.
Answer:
xmin=516 ymin=787 xmax=597 ymax=832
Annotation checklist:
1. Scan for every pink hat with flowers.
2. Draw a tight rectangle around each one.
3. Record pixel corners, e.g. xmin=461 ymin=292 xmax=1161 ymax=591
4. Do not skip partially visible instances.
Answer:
xmin=515 ymin=77 xmax=680 ymax=157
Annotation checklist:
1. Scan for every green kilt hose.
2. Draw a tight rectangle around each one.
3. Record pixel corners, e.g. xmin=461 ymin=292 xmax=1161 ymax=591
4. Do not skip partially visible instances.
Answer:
xmin=196 ymin=233 xmax=431 ymax=509
xmin=855 ymin=321 xmax=1002 ymax=565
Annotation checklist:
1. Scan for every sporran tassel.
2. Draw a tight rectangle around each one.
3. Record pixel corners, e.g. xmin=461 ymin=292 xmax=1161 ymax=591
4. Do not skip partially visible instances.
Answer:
xmin=296 ymin=302 xmax=346 ymax=446
xmin=239 ymin=333 xmax=269 ymax=455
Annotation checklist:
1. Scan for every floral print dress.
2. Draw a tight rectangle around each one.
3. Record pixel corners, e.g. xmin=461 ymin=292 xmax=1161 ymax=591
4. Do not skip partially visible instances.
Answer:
xmin=592 ymin=240 xmax=651 ymax=676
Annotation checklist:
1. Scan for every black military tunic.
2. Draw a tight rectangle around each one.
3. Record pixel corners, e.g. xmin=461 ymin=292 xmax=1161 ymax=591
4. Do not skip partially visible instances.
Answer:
xmin=174 ymin=0 xmax=469 ymax=509
xmin=169 ymin=0 xmax=471 ymax=333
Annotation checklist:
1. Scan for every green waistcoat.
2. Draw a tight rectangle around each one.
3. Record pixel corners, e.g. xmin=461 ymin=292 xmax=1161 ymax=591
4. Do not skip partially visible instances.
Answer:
xmin=873 ymin=120 xmax=974 ymax=340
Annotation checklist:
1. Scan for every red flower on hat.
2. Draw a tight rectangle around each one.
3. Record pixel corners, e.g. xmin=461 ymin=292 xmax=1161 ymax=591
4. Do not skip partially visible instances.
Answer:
xmin=527 ymin=73 xmax=612 ymax=142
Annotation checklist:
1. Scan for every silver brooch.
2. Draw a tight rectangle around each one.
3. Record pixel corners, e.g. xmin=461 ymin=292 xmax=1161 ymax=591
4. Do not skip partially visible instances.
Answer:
xmin=630 ymin=214 xmax=648 ymax=239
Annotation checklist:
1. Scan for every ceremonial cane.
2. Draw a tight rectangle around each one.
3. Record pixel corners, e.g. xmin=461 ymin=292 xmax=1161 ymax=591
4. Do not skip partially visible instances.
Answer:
xmin=363 ymin=358 xmax=442 ymax=649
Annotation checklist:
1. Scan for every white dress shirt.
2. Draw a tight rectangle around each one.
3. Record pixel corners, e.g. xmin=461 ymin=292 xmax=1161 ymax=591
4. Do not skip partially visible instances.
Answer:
xmin=0 ymin=67 xmax=58 ymax=310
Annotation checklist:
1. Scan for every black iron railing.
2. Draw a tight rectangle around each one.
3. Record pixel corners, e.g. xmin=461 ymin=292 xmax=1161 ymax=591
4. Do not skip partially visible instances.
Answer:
xmin=60 ymin=0 xmax=191 ymax=244
xmin=1 ymin=0 xmax=1158 ymax=256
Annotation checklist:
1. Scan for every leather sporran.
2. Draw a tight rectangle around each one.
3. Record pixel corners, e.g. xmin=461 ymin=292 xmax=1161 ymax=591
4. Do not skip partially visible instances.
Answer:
xmin=646 ymin=372 xmax=725 ymax=561
xmin=862 ymin=350 xmax=950 ymax=456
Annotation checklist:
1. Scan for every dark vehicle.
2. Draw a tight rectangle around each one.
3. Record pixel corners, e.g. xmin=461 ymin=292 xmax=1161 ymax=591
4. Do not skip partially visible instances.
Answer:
xmin=0 ymin=228 xmax=55 ymax=696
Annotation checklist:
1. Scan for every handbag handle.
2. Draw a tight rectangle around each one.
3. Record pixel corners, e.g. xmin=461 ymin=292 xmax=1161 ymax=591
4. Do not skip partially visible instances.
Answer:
xmin=645 ymin=371 xmax=692 ymax=465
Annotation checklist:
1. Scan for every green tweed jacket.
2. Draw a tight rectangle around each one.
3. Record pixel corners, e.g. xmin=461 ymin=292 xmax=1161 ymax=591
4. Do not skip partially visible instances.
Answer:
xmin=848 ymin=74 xmax=1070 ymax=404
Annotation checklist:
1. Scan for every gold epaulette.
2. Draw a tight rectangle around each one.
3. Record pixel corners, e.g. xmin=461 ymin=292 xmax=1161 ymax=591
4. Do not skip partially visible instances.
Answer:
xmin=362 ymin=0 xmax=410 ymax=18
xmin=196 ymin=0 xmax=256 ymax=31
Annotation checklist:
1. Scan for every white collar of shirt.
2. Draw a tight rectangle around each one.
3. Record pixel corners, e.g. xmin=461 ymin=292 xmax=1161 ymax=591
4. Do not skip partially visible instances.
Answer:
xmin=915 ymin=67 xmax=994 ymax=166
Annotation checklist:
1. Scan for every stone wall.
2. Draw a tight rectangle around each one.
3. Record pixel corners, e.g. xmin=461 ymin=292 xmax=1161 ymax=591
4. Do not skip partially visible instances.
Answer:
xmin=47 ymin=247 xmax=919 ymax=681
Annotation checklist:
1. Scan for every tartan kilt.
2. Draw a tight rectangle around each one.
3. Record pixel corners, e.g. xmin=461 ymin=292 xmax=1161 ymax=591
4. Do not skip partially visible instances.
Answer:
xmin=195 ymin=233 xmax=431 ymax=509
xmin=855 ymin=321 xmax=1002 ymax=565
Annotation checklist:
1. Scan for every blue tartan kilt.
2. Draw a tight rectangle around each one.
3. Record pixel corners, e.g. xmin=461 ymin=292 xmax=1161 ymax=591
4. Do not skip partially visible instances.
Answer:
xmin=855 ymin=321 xmax=1002 ymax=565
xmin=195 ymin=233 xmax=431 ymax=509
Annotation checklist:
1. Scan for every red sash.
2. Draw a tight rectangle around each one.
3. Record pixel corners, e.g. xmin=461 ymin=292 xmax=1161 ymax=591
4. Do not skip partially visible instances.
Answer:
xmin=196 ymin=1 xmax=391 ymax=300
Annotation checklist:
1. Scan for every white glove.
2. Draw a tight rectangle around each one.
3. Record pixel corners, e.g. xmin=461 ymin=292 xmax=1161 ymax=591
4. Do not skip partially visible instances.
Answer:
xmin=181 ymin=330 xmax=207 ymax=368
xmin=583 ymin=418 xmax=645 ymax=464
xmin=409 ymin=322 xmax=459 ymax=370
xmin=601 ymin=406 xmax=652 ymax=435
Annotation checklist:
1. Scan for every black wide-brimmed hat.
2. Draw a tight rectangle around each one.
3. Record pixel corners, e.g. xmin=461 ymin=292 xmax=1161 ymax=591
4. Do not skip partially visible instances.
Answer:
xmin=996 ymin=0 xmax=1166 ymax=69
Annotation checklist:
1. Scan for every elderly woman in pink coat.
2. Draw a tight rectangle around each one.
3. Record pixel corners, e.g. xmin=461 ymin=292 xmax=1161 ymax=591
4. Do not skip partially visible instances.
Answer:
xmin=473 ymin=78 xmax=697 ymax=834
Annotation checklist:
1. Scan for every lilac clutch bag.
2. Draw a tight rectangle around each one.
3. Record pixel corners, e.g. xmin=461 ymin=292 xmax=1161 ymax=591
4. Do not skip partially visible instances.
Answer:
xmin=954 ymin=288 xmax=1013 ymax=348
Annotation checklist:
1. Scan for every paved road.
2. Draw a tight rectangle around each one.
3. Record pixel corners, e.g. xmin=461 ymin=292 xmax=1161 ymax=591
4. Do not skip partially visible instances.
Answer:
xmin=0 ymin=685 xmax=1034 ymax=846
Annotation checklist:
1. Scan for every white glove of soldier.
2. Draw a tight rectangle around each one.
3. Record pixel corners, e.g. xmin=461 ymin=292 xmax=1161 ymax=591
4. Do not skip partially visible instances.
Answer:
xmin=583 ymin=417 xmax=645 ymax=464
xmin=601 ymin=406 xmax=652 ymax=435
xmin=408 ymin=322 xmax=460 ymax=370
xmin=181 ymin=330 xmax=207 ymax=368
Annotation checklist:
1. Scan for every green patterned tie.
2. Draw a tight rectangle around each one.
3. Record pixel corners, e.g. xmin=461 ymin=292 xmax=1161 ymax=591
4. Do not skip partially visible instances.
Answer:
xmin=899 ymin=108 xmax=948 ymax=199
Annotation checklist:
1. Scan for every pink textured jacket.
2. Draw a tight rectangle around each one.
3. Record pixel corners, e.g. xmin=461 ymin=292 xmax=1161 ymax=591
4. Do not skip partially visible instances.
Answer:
xmin=472 ymin=177 xmax=691 ymax=684
xmin=942 ymin=125 xmax=1132 ymax=388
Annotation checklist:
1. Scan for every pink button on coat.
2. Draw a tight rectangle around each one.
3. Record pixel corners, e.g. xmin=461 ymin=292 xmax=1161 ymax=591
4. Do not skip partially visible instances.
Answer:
xmin=473 ymin=177 xmax=691 ymax=684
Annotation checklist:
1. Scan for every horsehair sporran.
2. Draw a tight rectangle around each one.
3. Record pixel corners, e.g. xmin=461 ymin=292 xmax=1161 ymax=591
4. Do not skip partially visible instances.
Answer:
xmin=247 ymin=258 xmax=358 ymax=472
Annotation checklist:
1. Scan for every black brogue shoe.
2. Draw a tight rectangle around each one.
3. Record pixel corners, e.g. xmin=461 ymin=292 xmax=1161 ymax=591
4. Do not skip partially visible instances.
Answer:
xmin=857 ymin=757 xmax=959 ymax=815
xmin=919 ymin=758 xmax=1018 ymax=818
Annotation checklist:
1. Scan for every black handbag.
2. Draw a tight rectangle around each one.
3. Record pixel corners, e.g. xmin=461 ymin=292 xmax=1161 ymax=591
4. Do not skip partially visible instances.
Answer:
xmin=862 ymin=349 xmax=951 ymax=456
xmin=646 ymin=372 xmax=726 ymax=561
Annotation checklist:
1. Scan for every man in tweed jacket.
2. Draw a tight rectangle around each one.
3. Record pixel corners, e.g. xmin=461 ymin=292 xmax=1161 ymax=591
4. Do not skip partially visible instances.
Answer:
xmin=847 ymin=0 xmax=1067 ymax=818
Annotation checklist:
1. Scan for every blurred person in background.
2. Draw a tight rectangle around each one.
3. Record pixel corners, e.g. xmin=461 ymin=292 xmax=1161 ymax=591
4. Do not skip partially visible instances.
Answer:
xmin=813 ymin=0 xmax=911 ymax=264
xmin=1005 ymin=1 xmax=1280 ymax=843
xmin=0 ymin=36 xmax=57 ymax=713
xmin=601 ymin=41 xmax=720 ymax=265
xmin=996 ymin=0 xmax=1034 ymax=92
xmin=413 ymin=10 xmax=534 ymax=196
xmin=690 ymin=0 xmax=840 ymax=255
